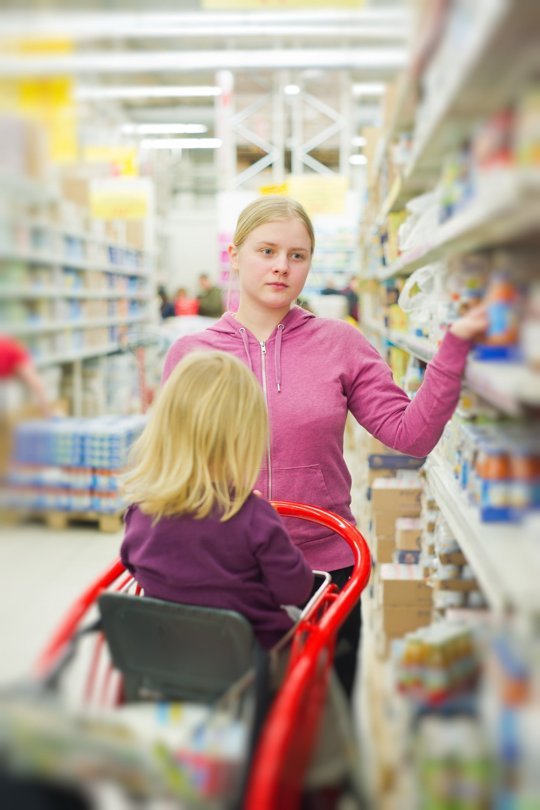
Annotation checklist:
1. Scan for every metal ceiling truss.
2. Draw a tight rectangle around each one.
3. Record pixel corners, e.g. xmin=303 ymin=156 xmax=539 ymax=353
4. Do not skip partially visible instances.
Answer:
xmin=219 ymin=71 xmax=354 ymax=189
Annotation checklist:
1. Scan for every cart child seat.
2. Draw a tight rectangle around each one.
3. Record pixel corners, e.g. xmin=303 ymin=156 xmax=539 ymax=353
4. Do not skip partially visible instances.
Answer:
xmin=98 ymin=592 xmax=262 ymax=704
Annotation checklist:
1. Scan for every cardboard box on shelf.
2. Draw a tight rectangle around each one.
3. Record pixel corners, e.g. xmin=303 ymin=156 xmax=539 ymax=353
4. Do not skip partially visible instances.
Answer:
xmin=395 ymin=517 xmax=422 ymax=550
xmin=367 ymin=468 xmax=396 ymax=486
xmin=61 ymin=175 xmax=91 ymax=208
xmin=395 ymin=549 xmax=421 ymax=564
xmin=371 ymin=479 xmax=422 ymax=516
xmin=373 ymin=511 xmax=398 ymax=541
xmin=364 ymin=435 xmax=396 ymax=455
xmin=432 ymin=578 xmax=479 ymax=592
xmin=126 ymin=220 xmax=146 ymax=251
xmin=381 ymin=605 xmax=432 ymax=638
xmin=379 ymin=563 xmax=432 ymax=606
xmin=373 ymin=534 xmax=395 ymax=564
xmin=438 ymin=551 xmax=467 ymax=566
xmin=368 ymin=453 xmax=425 ymax=470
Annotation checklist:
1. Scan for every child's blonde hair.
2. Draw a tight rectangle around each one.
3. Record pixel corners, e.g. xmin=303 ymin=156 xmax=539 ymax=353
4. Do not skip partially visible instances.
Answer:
xmin=122 ymin=351 xmax=267 ymax=522
xmin=233 ymin=195 xmax=315 ymax=255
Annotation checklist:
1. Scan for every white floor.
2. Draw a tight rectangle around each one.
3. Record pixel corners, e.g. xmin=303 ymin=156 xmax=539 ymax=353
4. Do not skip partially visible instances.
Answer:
xmin=0 ymin=519 xmax=122 ymax=685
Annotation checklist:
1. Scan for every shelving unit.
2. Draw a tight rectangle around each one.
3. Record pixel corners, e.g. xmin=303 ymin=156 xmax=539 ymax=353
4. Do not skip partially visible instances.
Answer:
xmin=359 ymin=0 xmax=540 ymax=655
xmin=427 ymin=453 xmax=540 ymax=618
xmin=0 ymin=174 xmax=156 ymax=412
xmin=376 ymin=169 xmax=540 ymax=281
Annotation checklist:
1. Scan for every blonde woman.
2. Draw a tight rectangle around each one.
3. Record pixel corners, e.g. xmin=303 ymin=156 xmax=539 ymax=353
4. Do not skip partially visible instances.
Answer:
xmin=120 ymin=350 xmax=313 ymax=650
xmin=161 ymin=195 xmax=488 ymax=698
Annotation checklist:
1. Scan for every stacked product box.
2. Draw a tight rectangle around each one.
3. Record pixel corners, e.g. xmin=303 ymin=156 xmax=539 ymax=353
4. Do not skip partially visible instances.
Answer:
xmin=4 ymin=415 xmax=146 ymax=514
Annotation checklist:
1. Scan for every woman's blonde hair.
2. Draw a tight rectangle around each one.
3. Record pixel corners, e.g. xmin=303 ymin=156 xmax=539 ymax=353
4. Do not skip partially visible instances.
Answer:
xmin=122 ymin=351 xmax=267 ymax=522
xmin=233 ymin=195 xmax=315 ymax=255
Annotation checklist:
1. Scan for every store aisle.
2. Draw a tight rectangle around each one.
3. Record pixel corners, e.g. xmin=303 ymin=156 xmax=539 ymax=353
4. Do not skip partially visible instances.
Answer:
xmin=0 ymin=522 xmax=121 ymax=685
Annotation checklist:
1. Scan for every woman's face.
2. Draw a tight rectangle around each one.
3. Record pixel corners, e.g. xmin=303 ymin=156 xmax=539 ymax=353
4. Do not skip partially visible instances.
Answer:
xmin=229 ymin=217 xmax=312 ymax=312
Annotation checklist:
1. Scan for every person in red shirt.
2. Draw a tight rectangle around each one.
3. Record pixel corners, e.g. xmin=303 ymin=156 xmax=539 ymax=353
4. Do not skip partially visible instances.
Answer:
xmin=0 ymin=335 xmax=53 ymax=418
xmin=173 ymin=287 xmax=200 ymax=316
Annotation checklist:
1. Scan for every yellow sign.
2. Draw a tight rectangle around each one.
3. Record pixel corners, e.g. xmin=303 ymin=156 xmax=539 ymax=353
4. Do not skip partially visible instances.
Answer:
xmin=258 ymin=183 xmax=289 ymax=196
xmin=90 ymin=178 xmax=153 ymax=220
xmin=287 ymin=175 xmax=348 ymax=217
xmin=84 ymin=146 xmax=139 ymax=177
xmin=6 ymin=39 xmax=78 ymax=164
xmin=18 ymin=76 xmax=77 ymax=163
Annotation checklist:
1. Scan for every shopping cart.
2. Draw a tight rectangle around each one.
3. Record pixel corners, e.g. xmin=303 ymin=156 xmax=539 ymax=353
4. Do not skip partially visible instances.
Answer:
xmin=5 ymin=501 xmax=371 ymax=809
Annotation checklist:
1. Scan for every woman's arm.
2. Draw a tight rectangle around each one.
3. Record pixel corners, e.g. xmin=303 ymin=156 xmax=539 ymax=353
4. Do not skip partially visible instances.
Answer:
xmin=348 ymin=305 xmax=487 ymax=457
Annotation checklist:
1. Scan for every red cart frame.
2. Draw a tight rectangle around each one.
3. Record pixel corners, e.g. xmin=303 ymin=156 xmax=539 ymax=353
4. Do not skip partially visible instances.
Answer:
xmin=34 ymin=501 xmax=372 ymax=809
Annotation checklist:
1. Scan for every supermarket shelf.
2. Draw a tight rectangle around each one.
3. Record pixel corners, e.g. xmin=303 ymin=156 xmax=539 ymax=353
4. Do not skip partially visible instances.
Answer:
xmin=371 ymin=70 xmax=416 ymax=184
xmin=0 ymin=287 xmax=151 ymax=301
xmin=404 ymin=0 xmax=539 ymax=191
xmin=388 ymin=331 xmax=434 ymax=363
xmin=6 ymin=313 xmax=149 ymax=337
xmin=376 ymin=169 xmax=540 ymax=281
xmin=427 ymin=454 xmax=540 ymax=617
xmin=388 ymin=332 xmax=540 ymax=415
xmin=465 ymin=358 xmax=540 ymax=416
xmin=0 ymin=174 xmax=59 ymax=203
xmin=1 ymin=216 xmax=147 ymax=253
xmin=0 ymin=248 xmax=149 ymax=278
xmin=34 ymin=333 xmax=161 ymax=368
xmin=375 ymin=178 xmax=408 ymax=226
xmin=34 ymin=343 xmax=123 ymax=368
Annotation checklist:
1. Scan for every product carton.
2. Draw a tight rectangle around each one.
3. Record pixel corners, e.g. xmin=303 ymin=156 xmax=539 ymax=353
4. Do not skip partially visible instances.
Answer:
xmin=379 ymin=563 xmax=432 ymax=607
xmin=367 ymin=468 xmax=396 ymax=486
xmin=368 ymin=453 xmax=426 ymax=471
xmin=371 ymin=479 xmax=422 ymax=516
xmin=395 ymin=517 xmax=422 ymax=551
xmin=61 ymin=175 xmax=91 ymax=208
xmin=438 ymin=551 xmax=467 ymax=566
xmin=381 ymin=605 xmax=432 ymax=638
xmin=395 ymin=549 xmax=421 ymax=565
xmin=372 ymin=511 xmax=398 ymax=541
xmin=126 ymin=220 xmax=146 ymax=251
xmin=372 ymin=535 xmax=395 ymax=564
xmin=432 ymin=579 xmax=479 ymax=593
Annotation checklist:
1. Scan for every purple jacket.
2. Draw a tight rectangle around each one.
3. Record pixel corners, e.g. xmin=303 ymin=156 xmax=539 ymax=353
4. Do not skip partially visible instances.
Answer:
xmin=163 ymin=307 xmax=471 ymax=570
xmin=120 ymin=494 xmax=314 ymax=650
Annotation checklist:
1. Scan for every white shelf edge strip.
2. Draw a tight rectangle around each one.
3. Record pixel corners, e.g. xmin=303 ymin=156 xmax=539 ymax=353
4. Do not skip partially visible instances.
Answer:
xmin=426 ymin=454 xmax=540 ymax=616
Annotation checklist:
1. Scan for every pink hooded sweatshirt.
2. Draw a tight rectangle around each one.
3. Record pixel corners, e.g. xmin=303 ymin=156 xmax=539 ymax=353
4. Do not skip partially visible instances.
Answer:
xmin=162 ymin=306 xmax=471 ymax=571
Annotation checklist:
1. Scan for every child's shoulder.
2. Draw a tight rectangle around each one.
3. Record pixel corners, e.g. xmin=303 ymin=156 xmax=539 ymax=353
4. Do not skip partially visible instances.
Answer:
xmin=242 ymin=492 xmax=283 ymax=526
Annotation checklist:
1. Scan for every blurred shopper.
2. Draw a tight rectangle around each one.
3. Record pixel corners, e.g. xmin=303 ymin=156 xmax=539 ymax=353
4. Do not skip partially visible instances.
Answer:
xmin=342 ymin=276 xmax=360 ymax=323
xmin=173 ymin=287 xmax=199 ymax=316
xmin=0 ymin=334 xmax=53 ymax=418
xmin=162 ymin=195 xmax=488 ymax=699
xmin=196 ymin=273 xmax=224 ymax=318
xmin=157 ymin=287 xmax=176 ymax=320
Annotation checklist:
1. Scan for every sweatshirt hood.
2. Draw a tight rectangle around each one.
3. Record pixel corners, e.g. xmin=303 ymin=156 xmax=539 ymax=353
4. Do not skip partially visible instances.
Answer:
xmin=208 ymin=305 xmax=315 ymax=392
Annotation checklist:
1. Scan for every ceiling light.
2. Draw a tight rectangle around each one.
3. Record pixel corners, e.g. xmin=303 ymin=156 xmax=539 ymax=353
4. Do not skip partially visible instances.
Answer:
xmin=351 ymin=136 xmax=367 ymax=147
xmin=352 ymin=82 xmax=386 ymax=97
xmin=122 ymin=123 xmax=207 ymax=135
xmin=1 ymin=49 xmax=407 ymax=77
xmin=284 ymin=84 xmax=301 ymax=96
xmin=75 ymin=85 xmax=222 ymax=100
xmin=349 ymin=154 xmax=368 ymax=165
xmin=140 ymin=138 xmax=222 ymax=150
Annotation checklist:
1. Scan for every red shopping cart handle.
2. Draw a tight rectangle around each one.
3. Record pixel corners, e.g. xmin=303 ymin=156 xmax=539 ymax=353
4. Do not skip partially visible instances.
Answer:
xmin=245 ymin=500 xmax=371 ymax=810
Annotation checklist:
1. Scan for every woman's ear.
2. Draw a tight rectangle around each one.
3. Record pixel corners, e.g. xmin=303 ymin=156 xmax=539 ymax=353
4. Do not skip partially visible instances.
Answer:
xmin=228 ymin=243 xmax=238 ymax=272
